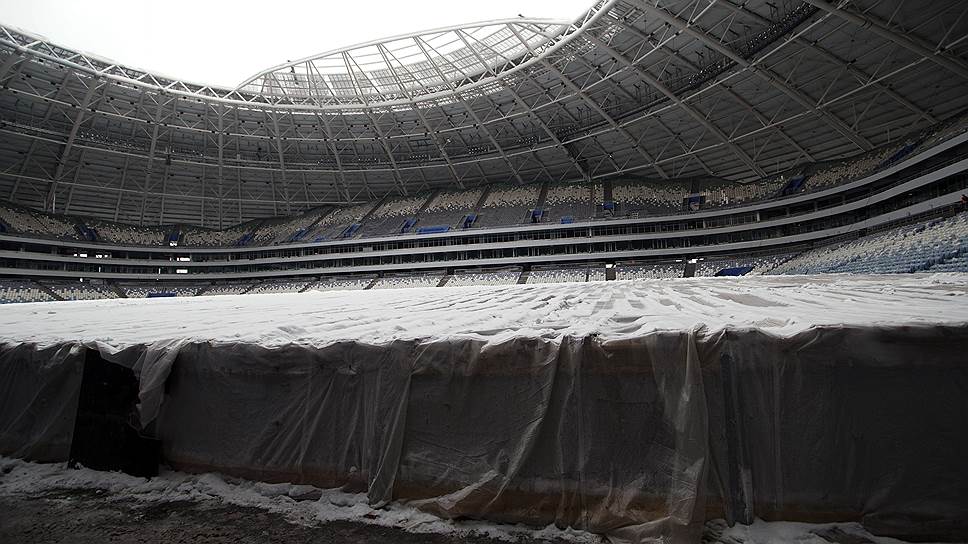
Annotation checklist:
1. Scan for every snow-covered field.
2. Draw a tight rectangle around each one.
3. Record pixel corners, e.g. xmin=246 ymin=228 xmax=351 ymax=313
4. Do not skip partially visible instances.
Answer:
xmin=0 ymin=457 xmax=941 ymax=544
xmin=0 ymin=274 xmax=966 ymax=349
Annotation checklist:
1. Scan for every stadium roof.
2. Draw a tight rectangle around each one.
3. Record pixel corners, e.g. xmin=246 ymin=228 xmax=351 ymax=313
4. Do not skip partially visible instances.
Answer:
xmin=235 ymin=19 xmax=573 ymax=107
xmin=1 ymin=0 xmax=967 ymax=227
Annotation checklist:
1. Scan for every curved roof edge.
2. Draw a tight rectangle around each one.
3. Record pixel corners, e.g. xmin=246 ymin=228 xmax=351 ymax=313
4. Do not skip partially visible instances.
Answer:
xmin=235 ymin=17 xmax=571 ymax=90
xmin=0 ymin=2 xmax=611 ymax=111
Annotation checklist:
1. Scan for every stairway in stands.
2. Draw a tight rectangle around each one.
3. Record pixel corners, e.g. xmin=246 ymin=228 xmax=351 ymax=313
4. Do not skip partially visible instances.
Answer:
xmin=34 ymin=280 xmax=63 ymax=301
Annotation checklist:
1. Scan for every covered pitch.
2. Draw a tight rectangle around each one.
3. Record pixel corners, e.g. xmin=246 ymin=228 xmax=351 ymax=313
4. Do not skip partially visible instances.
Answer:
xmin=2 ymin=274 xmax=967 ymax=542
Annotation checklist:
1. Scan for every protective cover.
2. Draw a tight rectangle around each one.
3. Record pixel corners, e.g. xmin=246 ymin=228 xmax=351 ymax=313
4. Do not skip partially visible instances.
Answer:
xmin=2 ymin=324 xmax=967 ymax=543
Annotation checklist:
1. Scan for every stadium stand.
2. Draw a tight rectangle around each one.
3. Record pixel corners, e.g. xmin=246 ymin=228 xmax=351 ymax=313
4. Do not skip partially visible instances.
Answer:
xmin=613 ymin=181 xmax=689 ymax=215
xmin=303 ymin=203 xmax=373 ymax=241
xmin=305 ymin=276 xmax=375 ymax=291
xmin=695 ymin=254 xmax=796 ymax=277
xmin=2 ymin=105 xmax=967 ymax=251
xmin=371 ymin=271 xmax=444 ymax=289
xmin=417 ymin=189 xmax=483 ymax=231
xmin=358 ymin=196 xmax=428 ymax=237
xmin=615 ymin=262 xmax=683 ymax=280
xmin=246 ymin=278 xmax=313 ymax=294
xmin=41 ymin=280 xmax=119 ymax=301
xmin=0 ymin=278 xmax=57 ymax=303
xmin=198 ymin=281 xmax=254 ymax=296
xmin=446 ymin=268 xmax=522 ymax=287
xmin=528 ymin=266 xmax=591 ymax=284
xmin=801 ymin=146 xmax=900 ymax=192
xmin=121 ymin=283 xmax=203 ymax=298
xmin=769 ymin=212 xmax=968 ymax=275
xmin=476 ymin=183 xmax=540 ymax=227
xmin=702 ymin=176 xmax=787 ymax=208
xmin=542 ymin=182 xmax=596 ymax=223
xmin=85 ymin=220 xmax=169 ymax=246
xmin=0 ymin=203 xmax=80 ymax=240
xmin=180 ymin=224 xmax=254 ymax=247
xmin=248 ymin=208 xmax=331 ymax=245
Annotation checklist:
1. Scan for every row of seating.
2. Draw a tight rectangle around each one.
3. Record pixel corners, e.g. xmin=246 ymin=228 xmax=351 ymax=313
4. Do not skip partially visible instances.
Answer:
xmin=770 ymin=212 xmax=968 ymax=275
xmin=42 ymin=280 xmax=119 ymax=301
xmin=121 ymin=283 xmax=201 ymax=298
xmin=3 ymin=209 xmax=966 ymax=305
xmin=694 ymin=254 xmax=795 ymax=277
xmin=615 ymin=263 xmax=682 ymax=280
xmin=447 ymin=269 xmax=521 ymax=287
xmin=371 ymin=273 xmax=444 ymax=289
xmin=0 ymin=204 xmax=80 ymax=240
xmin=0 ymin=279 xmax=57 ymax=303
xmin=86 ymin=220 xmax=170 ymax=246
xmin=528 ymin=267 xmax=592 ymax=283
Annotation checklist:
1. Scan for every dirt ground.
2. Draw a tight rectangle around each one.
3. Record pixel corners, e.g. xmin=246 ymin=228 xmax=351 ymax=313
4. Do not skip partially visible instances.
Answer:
xmin=0 ymin=488 xmax=576 ymax=544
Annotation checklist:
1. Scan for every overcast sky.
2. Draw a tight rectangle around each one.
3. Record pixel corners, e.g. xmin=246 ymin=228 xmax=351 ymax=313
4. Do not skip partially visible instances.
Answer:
xmin=0 ymin=0 xmax=590 ymax=88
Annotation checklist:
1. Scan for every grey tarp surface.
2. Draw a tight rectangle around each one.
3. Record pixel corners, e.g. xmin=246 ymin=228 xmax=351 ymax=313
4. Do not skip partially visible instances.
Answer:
xmin=2 ymin=324 xmax=967 ymax=543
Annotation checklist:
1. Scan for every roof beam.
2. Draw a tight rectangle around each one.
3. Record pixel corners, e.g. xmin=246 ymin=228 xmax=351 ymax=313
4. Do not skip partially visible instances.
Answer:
xmin=582 ymin=31 xmax=768 ymax=178
xmin=45 ymin=77 xmax=105 ymax=212
xmin=455 ymin=28 xmax=590 ymax=182
xmin=801 ymin=0 xmax=968 ymax=82
xmin=376 ymin=43 xmax=465 ymax=189
xmin=628 ymin=0 xmax=873 ymax=152
xmin=603 ymin=12 xmax=816 ymax=164
xmin=413 ymin=34 xmax=525 ymax=184
xmin=508 ymin=24 xmax=671 ymax=179
xmin=716 ymin=0 xmax=934 ymax=124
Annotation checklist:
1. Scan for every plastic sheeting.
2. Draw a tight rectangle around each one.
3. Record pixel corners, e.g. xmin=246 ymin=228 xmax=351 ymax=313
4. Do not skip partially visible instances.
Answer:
xmin=2 ymin=324 xmax=968 ymax=542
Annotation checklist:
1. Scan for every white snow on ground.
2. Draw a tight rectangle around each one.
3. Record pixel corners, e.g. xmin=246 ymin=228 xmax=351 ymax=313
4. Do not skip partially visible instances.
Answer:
xmin=0 ymin=457 xmax=944 ymax=544
xmin=711 ymin=518 xmax=947 ymax=544
xmin=0 ymin=457 xmax=597 ymax=543
xmin=0 ymin=274 xmax=967 ymax=349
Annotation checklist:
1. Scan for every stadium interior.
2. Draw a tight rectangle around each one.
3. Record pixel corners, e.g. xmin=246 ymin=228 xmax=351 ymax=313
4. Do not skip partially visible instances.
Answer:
xmin=1 ymin=0 xmax=968 ymax=542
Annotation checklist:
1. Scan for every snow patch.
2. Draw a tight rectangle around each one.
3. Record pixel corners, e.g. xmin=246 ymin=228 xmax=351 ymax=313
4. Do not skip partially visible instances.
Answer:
xmin=0 ymin=457 xmax=600 ymax=543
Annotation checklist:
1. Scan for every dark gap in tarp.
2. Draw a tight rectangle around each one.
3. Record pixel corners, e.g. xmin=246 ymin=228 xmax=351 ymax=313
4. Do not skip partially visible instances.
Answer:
xmin=68 ymin=347 xmax=159 ymax=477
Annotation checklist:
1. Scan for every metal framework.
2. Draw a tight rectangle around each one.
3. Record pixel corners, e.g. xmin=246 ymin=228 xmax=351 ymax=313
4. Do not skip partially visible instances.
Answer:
xmin=0 ymin=0 xmax=967 ymax=228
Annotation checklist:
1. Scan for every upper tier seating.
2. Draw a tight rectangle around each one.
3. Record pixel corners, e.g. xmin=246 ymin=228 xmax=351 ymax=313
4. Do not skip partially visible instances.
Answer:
xmin=446 ymin=269 xmax=522 ymax=287
xmin=801 ymin=146 xmax=899 ymax=192
xmin=181 ymin=224 xmax=253 ymax=247
xmin=0 ymin=279 xmax=56 ymax=304
xmin=612 ymin=182 xmax=688 ymax=215
xmin=3 ymin=111 xmax=967 ymax=251
xmin=304 ymin=203 xmax=374 ymax=241
xmin=616 ymin=263 xmax=683 ymax=280
xmin=702 ymin=176 xmax=786 ymax=208
xmin=248 ymin=208 xmax=331 ymax=246
xmin=477 ymin=183 xmax=540 ymax=227
xmin=0 ymin=204 xmax=80 ymax=240
xmin=769 ymin=212 xmax=968 ymax=275
xmin=914 ymin=110 xmax=968 ymax=155
xmin=417 ymin=189 xmax=483 ymax=230
xmin=87 ymin=220 xmax=168 ymax=246
xmin=358 ymin=196 xmax=428 ymax=238
xmin=542 ymin=183 xmax=597 ymax=223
